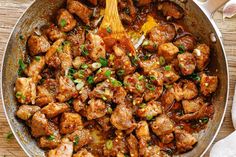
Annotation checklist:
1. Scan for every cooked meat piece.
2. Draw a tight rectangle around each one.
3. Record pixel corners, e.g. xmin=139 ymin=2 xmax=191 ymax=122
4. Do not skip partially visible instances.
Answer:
xmin=124 ymin=72 xmax=146 ymax=96
xmin=41 ymin=102 xmax=69 ymax=118
xmin=135 ymin=121 xmax=151 ymax=141
xmin=57 ymin=9 xmax=77 ymax=32
xmin=174 ymin=35 xmax=196 ymax=51
xmin=159 ymin=133 xmax=174 ymax=144
xmin=148 ymin=70 xmax=164 ymax=86
xmin=127 ymin=134 xmax=139 ymax=157
xmin=139 ymin=57 xmax=161 ymax=74
xmin=96 ymin=115 xmax=112 ymax=132
xmin=144 ymin=145 xmax=169 ymax=157
xmin=113 ymin=86 xmax=127 ymax=105
xmin=16 ymin=105 xmax=40 ymax=121
xmin=86 ymin=32 xmax=106 ymax=61
xmin=60 ymin=112 xmax=83 ymax=134
xmin=72 ymin=56 xmax=87 ymax=69
xmin=158 ymin=43 xmax=179 ymax=63
xmin=163 ymin=66 xmax=180 ymax=84
xmin=45 ymin=25 xmax=66 ymax=41
xmin=31 ymin=111 xmax=54 ymax=137
xmin=173 ymin=83 xmax=183 ymax=102
xmin=151 ymin=114 xmax=174 ymax=136
xmin=56 ymin=76 xmax=78 ymax=102
xmin=136 ymin=0 xmax=152 ymax=6
xmin=200 ymin=73 xmax=218 ymax=96
xmin=90 ymin=80 xmax=114 ymax=101
xmin=25 ymin=56 xmax=45 ymax=80
xmin=28 ymin=35 xmax=50 ymax=56
xmin=45 ymin=38 xmax=64 ymax=64
xmin=47 ymin=138 xmax=73 ymax=157
xmin=117 ymin=152 xmax=126 ymax=157
xmin=158 ymin=1 xmax=184 ymax=20
xmin=119 ymin=0 xmax=136 ymax=24
xmin=94 ymin=67 xmax=115 ymax=83
xmin=182 ymin=80 xmax=198 ymax=100
xmin=68 ymin=129 xmax=93 ymax=151
xmin=47 ymin=54 xmax=61 ymax=69
xmin=137 ymin=100 xmax=162 ymax=119
xmin=15 ymin=77 xmax=36 ymax=104
xmin=73 ymin=98 xmax=85 ymax=112
xmin=120 ymin=13 xmax=133 ymax=24
xmin=38 ymin=131 xmax=61 ymax=149
xmin=161 ymin=88 xmax=175 ymax=110
xmin=67 ymin=0 xmax=92 ymax=25
xmin=73 ymin=148 xmax=95 ymax=157
xmin=88 ymin=0 xmax=97 ymax=6
xmin=193 ymin=44 xmax=210 ymax=71
xmin=79 ymin=86 xmax=91 ymax=102
xmin=178 ymin=52 xmax=196 ymax=76
xmin=111 ymin=104 xmax=134 ymax=130
xmin=86 ymin=99 xmax=107 ymax=120
xmin=144 ymin=84 xmax=163 ymax=102
xmin=35 ymin=85 xmax=55 ymax=107
xmin=58 ymin=43 xmax=72 ymax=74
xmin=182 ymin=97 xmax=204 ymax=114
xmin=174 ymin=129 xmax=197 ymax=153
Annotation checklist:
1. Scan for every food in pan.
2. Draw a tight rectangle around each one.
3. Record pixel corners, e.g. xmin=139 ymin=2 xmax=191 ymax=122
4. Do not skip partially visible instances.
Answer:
xmin=14 ymin=0 xmax=218 ymax=156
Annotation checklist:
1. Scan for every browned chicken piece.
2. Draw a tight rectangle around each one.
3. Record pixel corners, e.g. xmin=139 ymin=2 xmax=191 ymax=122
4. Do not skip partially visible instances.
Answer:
xmin=47 ymin=138 xmax=73 ymax=157
xmin=56 ymin=76 xmax=78 ymax=102
xmin=58 ymin=43 xmax=73 ymax=74
xmin=193 ymin=44 xmax=210 ymax=71
xmin=68 ymin=129 xmax=93 ymax=151
xmin=35 ymin=85 xmax=55 ymax=107
xmin=174 ymin=35 xmax=196 ymax=51
xmin=151 ymin=114 xmax=174 ymax=136
xmin=119 ymin=0 xmax=136 ymax=24
xmin=111 ymin=104 xmax=134 ymax=130
xmin=31 ymin=111 xmax=54 ymax=137
xmin=174 ymin=129 xmax=197 ymax=153
xmin=72 ymin=56 xmax=87 ymax=69
xmin=159 ymin=133 xmax=174 ymax=144
xmin=200 ymin=73 xmax=218 ymax=96
xmin=47 ymin=54 xmax=61 ymax=69
xmin=136 ymin=0 xmax=152 ymax=6
xmin=90 ymin=80 xmax=114 ymax=101
xmin=144 ymin=22 xmax=176 ymax=51
xmin=45 ymin=38 xmax=64 ymax=64
xmin=79 ymin=86 xmax=91 ymax=102
xmin=60 ymin=112 xmax=83 ymax=134
xmin=88 ymin=0 xmax=97 ymax=6
xmin=124 ymin=72 xmax=146 ymax=96
xmin=94 ymin=67 xmax=115 ymax=83
xmin=161 ymin=89 xmax=175 ymax=108
xmin=73 ymin=98 xmax=85 ymax=112
xmin=73 ymin=148 xmax=95 ymax=157
xmin=158 ymin=43 xmax=179 ymax=63
xmin=25 ymin=56 xmax=45 ymax=80
xmin=28 ymin=35 xmax=50 ymax=56
xmin=158 ymin=1 xmax=184 ymax=20
xmin=38 ymin=131 xmax=61 ymax=149
xmin=178 ymin=52 xmax=196 ymax=76
xmin=144 ymin=84 xmax=163 ymax=102
xmin=135 ymin=121 xmax=151 ymax=141
xmin=148 ymin=70 xmax=164 ymax=86
xmin=86 ymin=99 xmax=107 ymax=120
xmin=116 ymin=152 xmax=126 ymax=157
xmin=86 ymin=32 xmax=106 ymax=62
xmin=16 ymin=105 xmax=40 ymax=121
xmin=41 ymin=102 xmax=69 ymax=119
xmin=182 ymin=80 xmax=198 ymax=100
xmin=139 ymin=57 xmax=161 ymax=74
xmin=45 ymin=25 xmax=66 ymax=41
xmin=96 ymin=115 xmax=112 ymax=132
xmin=144 ymin=145 xmax=170 ymax=157
xmin=127 ymin=134 xmax=139 ymax=157
xmin=15 ymin=77 xmax=36 ymax=104
xmin=113 ymin=86 xmax=127 ymax=105
xmin=120 ymin=13 xmax=133 ymax=24
xmin=182 ymin=97 xmax=204 ymax=114
xmin=163 ymin=66 xmax=180 ymax=84
xmin=67 ymin=0 xmax=92 ymax=25
xmin=173 ymin=83 xmax=183 ymax=102
xmin=57 ymin=9 xmax=77 ymax=32
xmin=137 ymin=100 xmax=162 ymax=119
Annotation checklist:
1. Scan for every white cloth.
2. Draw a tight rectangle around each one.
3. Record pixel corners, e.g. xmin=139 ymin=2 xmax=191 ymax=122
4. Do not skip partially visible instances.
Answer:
xmin=223 ymin=0 xmax=236 ymax=19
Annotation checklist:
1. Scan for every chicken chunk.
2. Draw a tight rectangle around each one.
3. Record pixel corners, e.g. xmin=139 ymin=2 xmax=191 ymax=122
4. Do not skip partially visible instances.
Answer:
xmin=139 ymin=57 xmax=161 ymax=74
xmin=60 ymin=112 xmax=83 ymax=134
xmin=193 ymin=44 xmax=210 ymax=71
xmin=158 ymin=1 xmax=184 ymax=20
xmin=38 ymin=131 xmax=61 ymax=149
xmin=57 ymin=9 xmax=77 ymax=32
xmin=86 ymin=99 xmax=107 ymax=120
xmin=80 ymin=86 xmax=91 ymax=102
xmin=45 ymin=25 xmax=66 ymax=41
xmin=200 ymin=73 xmax=218 ymax=96
xmin=86 ymin=33 xmax=106 ymax=61
xmin=96 ymin=115 xmax=112 ymax=132
xmin=174 ymin=35 xmax=196 ymax=51
xmin=67 ymin=0 xmax=92 ymax=25
xmin=73 ymin=149 xmax=95 ymax=157
xmin=158 ymin=43 xmax=179 ymax=63
xmin=68 ymin=129 xmax=93 ymax=151
xmin=25 ymin=56 xmax=45 ymax=81
xmin=41 ymin=102 xmax=69 ymax=119
xmin=15 ymin=77 xmax=36 ymax=104
xmin=119 ymin=0 xmax=136 ymax=24
xmin=111 ymin=105 xmax=134 ymax=130
xmin=127 ymin=134 xmax=139 ymax=157
xmin=159 ymin=133 xmax=174 ymax=144
xmin=94 ymin=67 xmax=115 ymax=83
xmin=28 ymin=35 xmax=50 ymax=56
xmin=73 ymin=98 xmax=85 ymax=112
xmin=144 ymin=84 xmax=163 ymax=102
xmin=137 ymin=101 xmax=162 ymax=119
xmin=174 ymin=129 xmax=197 ymax=153
xmin=16 ymin=105 xmax=40 ymax=121
xmin=56 ymin=76 xmax=78 ymax=102
xmin=163 ymin=66 xmax=180 ymax=84
xmin=151 ymin=114 xmax=174 ymax=136
xmin=47 ymin=138 xmax=73 ymax=157
xmin=161 ymin=89 xmax=175 ymax=108
xmin=182 ymin=80 xmax=198 ymax=100
xmin=31 ymin=111 xmax=54 ymax=137
xmin=182 ymin=97 xmax=204 ymax=114
xmin=58 ymin=43 xmax=73 ymax=74
xmin=135 ymin=121 xmax=151 ymax=141
xmin=72 ymin=56 xmax=87 ymax=69
xmin=90 ymin=80 xmax=114 ymax=101
xmin=136 ymin=0 xmax=152 ymax=6
xmin=113 ymin=86 xmax=127 ymax=105
xmin=178 ymin=52 xmax=196 ymax=76
xmin=144 ymin=145 xmax=169 ymax=157
xmin=45 ymin=38 xmax=64 ymax=64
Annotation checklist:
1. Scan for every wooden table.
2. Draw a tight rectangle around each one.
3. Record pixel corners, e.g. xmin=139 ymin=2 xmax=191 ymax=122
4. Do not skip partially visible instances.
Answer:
xmin=0 ymin=0 xmax=235 ymax=156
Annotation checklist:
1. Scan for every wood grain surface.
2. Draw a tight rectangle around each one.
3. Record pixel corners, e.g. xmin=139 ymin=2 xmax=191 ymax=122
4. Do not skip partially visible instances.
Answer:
xmin=0 ymin=0 xmax=235 ymax=157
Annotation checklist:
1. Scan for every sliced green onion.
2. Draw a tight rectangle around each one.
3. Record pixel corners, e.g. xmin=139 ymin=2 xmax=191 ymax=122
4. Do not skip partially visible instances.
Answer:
xmin=106 ymin=26 xmax=112 ymax=33
xmin=178 ymin=45 xmax=185 ymax=54
xmin=18 ymin=59 xmax=26 ymax=70
xmin=138 ymin=75 xmax=144 ymax=81
xmin=73 ymin=136 xmax=80 ymax=145
xmin=106 ymin=140 xmax=113 ymax=150
xmin=92 ymin=62 xmax=102 ymax=69
xmin=164 ymin=65 xmax=171 ymax=71
xmin=60 ymin=19 xmax=67 ymax=27
xmin=135 ymin=84 xmax=143 ymax=91
xmin=142 ymin=40 xmax=149 ymax=46
xmin=159 ymin=56 xmax=165 ymax=66
xmin=87 ymin=76 xmax=94 ymax=84
xmin=107 ymin=107 xmax=113 ymax=114
xmin=117 ymin=69 xmax=125 ymax=76
xmin=6 ymin=131 xmax=14 ymax=139
xmin=76 ymin=81 xmax=85 ymax=91
xmin=149 ymin=75 xmax=156 ymax=81
xmin=57 ymin=45 xmax=63 ymax=52
xmin=146 ymin=115 xmax=153 ymax=121
xmin=100 ymin=57 xmax=108 ymax=67
xmin=146 ymin=84 xmax=156 ymax=91
xmin=47 ymin=135 xmax=55 ymax=141
xmin=199 ymin=117 xmax=209 ymax=124
xmin=139 ymin=103 xmax=146 ymax=108
xmin=35 ymin=56 xmax=41 ymax=62
xmin=105 ymin=70 xmax=111 ymax=77
xmin=81 ymin=64 xmax=88 ymax=69
xmin=111 ymin=79 xmax=122 ymax=87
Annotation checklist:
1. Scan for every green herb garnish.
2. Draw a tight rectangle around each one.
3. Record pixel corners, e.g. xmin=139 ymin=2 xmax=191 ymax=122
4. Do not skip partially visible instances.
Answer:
xmin=6 ymin=131 xmax=14 ymax=139
xmin=139 ymin=103 xmax=146 ymax=108
xmin=60 ymin=19 xmax=67 ymax=27
xmin=35 ymin=56 xmax=41 ymax=62
xmin=146 ymin=84 xmax=156 ymax=91
xmin=111 ymin=79 xmax=122 ymax=87
xmin=105 ymin=70 xmax=111 ymax=77
xmin=106 ymin=140 xmax=113 ymax=150
xmin=146 ymin=115 xmax=153 ymax=121
xmin=107 ymin=107 xmax=113 ymax=114
xmin=188 ymin=73 xmax=201 ymax=81
xmin=87 ymin=76 xmax=94 ymax=84
xmin=178 ymin=45 xmax=185 ymax=54
xmin=117 ymin=69 xmax=125 ymax=76
xmin=81 ymin=64 xmax=88 ymax=69
xmin=164 ymin=65 xmax=171 ymax=71
xmin=80 ymin=45 xmax=89 ymax=56
xmin=67 ymin=98 xmax=74 ymax=105
xmin=106 ymin=26 xmax=112 ymax=33
xmin=100 ymin=57 xmax=108 ymax=67
xmin=199 ymin=117 xmax=209 ymax=124
xmin=138 ymin=75 xmax=144 ymax=81
xmin=47 ymin=135 xmax=55 ymax=141
xmin=124 ymin=7 xmax=130 ymax=15
xmin=73 ymin=136 xmax=79 ymax=145
xmin=159 ymin=56 xmax=165 ymax=66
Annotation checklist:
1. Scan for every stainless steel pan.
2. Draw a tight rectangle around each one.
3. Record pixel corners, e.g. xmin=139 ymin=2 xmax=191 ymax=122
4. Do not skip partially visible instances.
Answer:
xmin=1 ymin=0 xmax=229 ymax=156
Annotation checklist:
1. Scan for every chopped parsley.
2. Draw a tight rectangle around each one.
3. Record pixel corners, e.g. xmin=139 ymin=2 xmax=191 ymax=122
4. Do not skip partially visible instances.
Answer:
xmin=60 ymin=19 xmax=67 ymax=27
xmin=100 ymin=57 xmax=108 ymax=67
